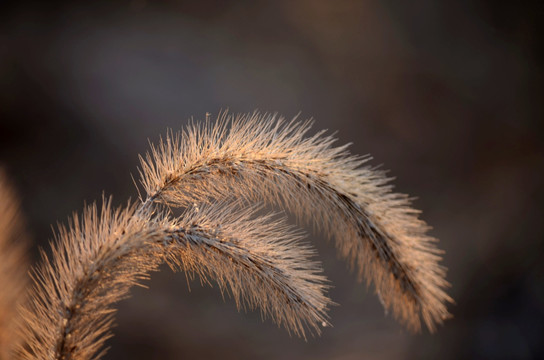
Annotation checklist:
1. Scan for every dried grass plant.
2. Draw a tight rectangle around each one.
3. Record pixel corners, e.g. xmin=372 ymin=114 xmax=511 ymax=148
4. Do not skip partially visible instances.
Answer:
xmin=0 ymin=170 xmax=28 ymax=359
xmin=1 ymin=112 xmax=452 ymax=359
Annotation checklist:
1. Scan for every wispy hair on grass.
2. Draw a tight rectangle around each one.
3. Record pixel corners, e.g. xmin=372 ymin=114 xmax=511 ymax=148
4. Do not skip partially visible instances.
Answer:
xmin=140 ymin=112 xmax=453 ymax=332
xmin=162 ymin=201 xmax=331 ymax=338
xmin=16 ymin=198 xmax=329 ymax=360
xmin=12 ymin=111 xmax=452 ymax=359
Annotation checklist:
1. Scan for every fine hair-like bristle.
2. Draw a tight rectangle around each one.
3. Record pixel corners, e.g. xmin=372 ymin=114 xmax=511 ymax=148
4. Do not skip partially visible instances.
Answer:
xmin=16 ymin=199 xmax=166 ymax=360
xmin=16 ymin=198 xmax=330 ymax=359
xmin=162 ymin=201 xmax=331 ymax=338
xmin=139 ymin=111 xmax=453 ymax=332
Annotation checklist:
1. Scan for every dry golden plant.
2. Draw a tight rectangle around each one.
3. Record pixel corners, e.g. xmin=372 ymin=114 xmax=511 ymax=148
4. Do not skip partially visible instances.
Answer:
xmin=0 ymin=170 xmax=28 ymax=359
xmin=5 ymin=112 xmax=452 ymax=359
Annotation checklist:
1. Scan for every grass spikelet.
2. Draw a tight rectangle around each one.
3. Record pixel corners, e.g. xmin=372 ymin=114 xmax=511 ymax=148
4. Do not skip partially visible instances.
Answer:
xmin=16 ymin=198 xmax=330 ymax=359
xmin=139 ymin=111 xmax=453 ymax=332
xmin=13 ymin=110 xmax=452 ymax=360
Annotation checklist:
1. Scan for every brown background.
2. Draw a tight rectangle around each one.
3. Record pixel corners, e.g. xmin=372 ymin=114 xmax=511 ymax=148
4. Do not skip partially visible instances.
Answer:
xmin=1 ymin=1 xmax=543 ymax=359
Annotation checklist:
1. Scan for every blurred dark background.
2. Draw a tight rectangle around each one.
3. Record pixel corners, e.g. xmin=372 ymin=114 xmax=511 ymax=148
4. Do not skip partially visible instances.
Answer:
xmin=1 ymin=1 xmax=543 ymax=359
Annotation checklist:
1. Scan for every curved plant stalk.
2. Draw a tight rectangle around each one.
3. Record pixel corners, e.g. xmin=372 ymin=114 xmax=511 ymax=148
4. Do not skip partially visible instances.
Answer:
xmin=0 ymin=170 xmax=28 ymax=360
xmin=139 ymin=111 xmax=453 ymax=332
xmin=16 ymin=198 xmax=329 ymax=360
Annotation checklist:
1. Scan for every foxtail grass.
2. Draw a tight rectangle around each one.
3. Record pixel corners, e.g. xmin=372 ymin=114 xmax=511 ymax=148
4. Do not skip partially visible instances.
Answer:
xmin=4 ymin=112 xmax=451 ymax=359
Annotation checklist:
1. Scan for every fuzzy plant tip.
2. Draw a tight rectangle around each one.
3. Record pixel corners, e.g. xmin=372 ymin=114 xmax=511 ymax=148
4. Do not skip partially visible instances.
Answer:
xmin=139 ymin=111 xmax=453 ymax=332
xmin=12 ymin=111 xmax=451 ymax=360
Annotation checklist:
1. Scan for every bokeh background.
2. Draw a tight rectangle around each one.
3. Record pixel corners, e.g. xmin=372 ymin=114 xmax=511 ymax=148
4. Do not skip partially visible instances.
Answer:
xmin=1 ymin=1 xmax=543 ymax=359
